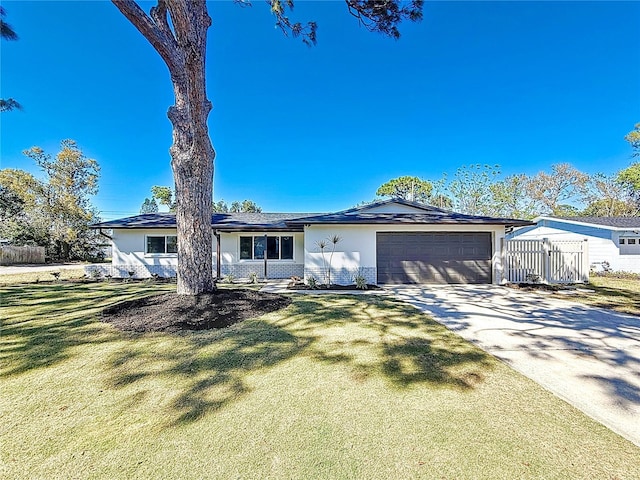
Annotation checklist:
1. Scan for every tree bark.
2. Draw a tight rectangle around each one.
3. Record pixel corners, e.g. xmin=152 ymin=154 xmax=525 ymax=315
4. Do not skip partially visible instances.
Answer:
xmin=113 ymin=0 xmax=215 ymax=294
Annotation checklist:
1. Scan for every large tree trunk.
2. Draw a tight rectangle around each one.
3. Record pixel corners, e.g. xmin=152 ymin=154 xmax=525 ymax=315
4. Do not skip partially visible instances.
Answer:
xmin=113 ymin=0 xmax=215 ymax=294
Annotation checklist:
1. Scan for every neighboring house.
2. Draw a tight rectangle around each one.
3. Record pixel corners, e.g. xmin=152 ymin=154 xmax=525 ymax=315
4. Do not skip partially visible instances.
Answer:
xmin=508 ymin=216 xmax=640 ymax=273
xmin=90 ymin=199 xmax=532 ymax=285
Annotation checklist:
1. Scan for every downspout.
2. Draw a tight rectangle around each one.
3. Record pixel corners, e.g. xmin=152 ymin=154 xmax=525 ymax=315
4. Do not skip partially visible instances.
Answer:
xmin=98 ymin=228 xmax=112 ymax=240
xmin=214 ymin=230 xmax=221 ymax=279
xmin=264 ymin=233 xmax=268 ymax=279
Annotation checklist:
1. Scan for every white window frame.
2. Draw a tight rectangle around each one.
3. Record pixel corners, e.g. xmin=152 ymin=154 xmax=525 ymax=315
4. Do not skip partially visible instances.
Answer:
xmin=239 ymin=235 xmax=294 ymax=261
xmin=619 ymin=236 xmax=640 ymax=256
xmin=145 ymin=234 xmax=178 ymax=256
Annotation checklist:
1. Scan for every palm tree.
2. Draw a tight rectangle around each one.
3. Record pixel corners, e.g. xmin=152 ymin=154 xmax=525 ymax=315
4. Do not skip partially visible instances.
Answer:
xmin=0 ymin=7 xmax=18 ymax=40
xmin=0 ymin=7 xmax=21 ymax=112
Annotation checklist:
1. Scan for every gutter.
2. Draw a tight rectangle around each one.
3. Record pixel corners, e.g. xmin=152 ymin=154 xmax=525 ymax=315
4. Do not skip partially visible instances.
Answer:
xmin=98 ymin=228 xmax=113 ymax=240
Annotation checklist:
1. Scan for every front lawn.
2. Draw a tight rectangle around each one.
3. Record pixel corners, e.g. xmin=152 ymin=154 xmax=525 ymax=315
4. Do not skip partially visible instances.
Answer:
xmin=575 ymin=275 xmax=640 ymax=315
xmin=0 ymin=267 xmax=86 ymax=285
xmin=1 ymin=283 xmax=638 ymax=479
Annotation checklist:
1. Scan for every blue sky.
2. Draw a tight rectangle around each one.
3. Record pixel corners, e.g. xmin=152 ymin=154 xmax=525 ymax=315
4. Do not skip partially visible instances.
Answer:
xmin=1 ymin=1 xmax=639 ymax=219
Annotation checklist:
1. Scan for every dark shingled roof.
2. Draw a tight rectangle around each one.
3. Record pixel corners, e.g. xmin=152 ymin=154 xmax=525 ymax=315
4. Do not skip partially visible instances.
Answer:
xmin=287 ymin=211 xmax=533 ymax=226
xmin=549 ymin=216 xmax=640 ymax=229
xmin=93 ymin=199 xmax=534 ymax=230
xmin=92 ymin=212 xmax=319 ymax=232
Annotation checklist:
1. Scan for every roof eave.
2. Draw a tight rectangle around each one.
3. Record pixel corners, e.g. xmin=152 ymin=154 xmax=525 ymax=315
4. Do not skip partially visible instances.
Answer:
xmin=288 ymin=219 xmax=534 ymax=226
xmin=536 ymin=216 xmax=640 ymax=231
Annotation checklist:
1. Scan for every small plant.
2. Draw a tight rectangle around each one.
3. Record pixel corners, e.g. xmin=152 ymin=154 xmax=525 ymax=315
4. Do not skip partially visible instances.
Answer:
xmin=316 ymin=234 xmax=341 ymax=286
xmin=306 ymin=275 xmax=319 ymax=289
xmin=50 ymin=271 xmax=61 ymax=282
xmin=248 ymin=271 xmax=259 ymax=284
xmin=353 ymin=269 xmax=368 ymax=290
xmin=105 ymin=274 xmax=112 ymax=283
xmin=90 ymin=268 xmax=102 ymax=280
xmin=526 ymin=273 xmax=542 ymax=284
xmin=223 ymin=273 xmax=235 ymax=284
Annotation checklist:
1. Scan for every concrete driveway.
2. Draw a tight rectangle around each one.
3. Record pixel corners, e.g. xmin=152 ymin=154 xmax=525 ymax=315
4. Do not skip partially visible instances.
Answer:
xmin=386 ymin=285 xmax=640 ymax=447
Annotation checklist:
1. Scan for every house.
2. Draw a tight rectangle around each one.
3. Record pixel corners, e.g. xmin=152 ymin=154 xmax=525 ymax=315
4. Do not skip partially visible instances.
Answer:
xmin=508 ymin=216 xmax=640 ymax=273
xmin=89 ymin=199 xmax=532 ymax=284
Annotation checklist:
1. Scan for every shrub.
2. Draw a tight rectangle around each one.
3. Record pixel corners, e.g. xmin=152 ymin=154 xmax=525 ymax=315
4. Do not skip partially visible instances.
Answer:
xmin=307 ymin=276 xmax=319 ymax=289
xmin=352 ymin=269 xmax=368 ymax=290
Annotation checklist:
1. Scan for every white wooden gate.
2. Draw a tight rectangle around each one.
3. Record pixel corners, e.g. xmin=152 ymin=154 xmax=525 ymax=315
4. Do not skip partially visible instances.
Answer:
xmin=504 ymin=238 xmax=589 ymax=284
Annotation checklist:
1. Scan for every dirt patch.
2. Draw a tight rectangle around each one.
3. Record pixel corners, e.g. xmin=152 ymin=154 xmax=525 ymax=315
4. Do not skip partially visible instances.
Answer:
xmin=102 ymin=289 xmax=291 ymax=333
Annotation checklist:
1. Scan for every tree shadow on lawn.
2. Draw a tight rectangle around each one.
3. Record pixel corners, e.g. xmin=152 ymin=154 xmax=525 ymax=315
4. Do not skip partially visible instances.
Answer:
xmin=0 ymin=283 xmax=168 ymax=377
xmin=102 ymin=294 xmax=495 ymax=427
xmin=278 ymin=295 xmax=495 ymax=390
xmin=583 ymin=283 xmax=640 ymax=314
xmin=106 ymin=319 xmax=314 ymax=425
xmin=2 ymin=284 xmax=495 ymax=427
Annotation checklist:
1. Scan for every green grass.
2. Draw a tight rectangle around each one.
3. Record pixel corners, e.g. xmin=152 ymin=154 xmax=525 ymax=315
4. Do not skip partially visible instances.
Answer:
xmin=568 ymin=276 xmax=640 ymax=315
xmin=1 ymin=283 xmax=638 ymax=479
xmin=0 ymin=267 xmax=86 ymax=285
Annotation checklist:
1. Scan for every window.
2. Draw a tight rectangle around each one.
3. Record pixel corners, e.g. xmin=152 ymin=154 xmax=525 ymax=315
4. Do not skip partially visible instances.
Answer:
xmin=620 ymin=237 xmax=640 ymax=256
xmin=146 ymin=235 xmax=177 ymax=254
xmin=240 ymin=236 xmax=293 ymax=260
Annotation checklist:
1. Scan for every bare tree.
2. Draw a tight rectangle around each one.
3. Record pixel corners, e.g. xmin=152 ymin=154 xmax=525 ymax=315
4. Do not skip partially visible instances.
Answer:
xmin=527 ymin=163 xmax=589 ymax=216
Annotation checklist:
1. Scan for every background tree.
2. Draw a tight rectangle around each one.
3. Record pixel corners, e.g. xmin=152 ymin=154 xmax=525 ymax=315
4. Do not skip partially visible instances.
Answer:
xmin=140 ymin=197 xmax=159 ymax=214
xmin=428 ymin=175 xmax=453 ymax=209
xmin=211 ymin=200 xmax=229 ymax=213
xmin=230 ymin=199 xmax=262 ymax=213
xmin=448 ymin=164 xmax=501 ymax=215
xmin=489 ymin=174 xmax=537 ymax=219
xmin=582 ymin=172 xmax=638 ymax=217
xmin=376 ymin=175 xmax=433 ymax=203
xmin=146 ymin=187 xmax=262 ymax=214
xmin=0 ymin=140 xmax=101 ymax=260
xmin=0 ymin=6 xmax=21 ymax=112
xmin=150 ymin=185 xmax=176 ymax=211
xmin=0 ymin=172 xmax=50 ymax=248
xmin=625 ymin=122 xmax=640 ymax=156
xmin=526 ymin=163 xmax=589 ymax=216
xmin=617 ymin=163 xmax=640 ymax=208
xmin=111 ymin=0 xmax=423 ymax=295
xmin=616 ymin=123 xmax=640 ymax=209
xmin=212 ymin=199 xmax=262 ymax=213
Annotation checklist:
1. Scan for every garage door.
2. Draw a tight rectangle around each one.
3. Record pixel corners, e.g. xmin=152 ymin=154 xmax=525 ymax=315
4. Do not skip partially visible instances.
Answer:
xmin=376 ymin=232 xmax=492 ymax=284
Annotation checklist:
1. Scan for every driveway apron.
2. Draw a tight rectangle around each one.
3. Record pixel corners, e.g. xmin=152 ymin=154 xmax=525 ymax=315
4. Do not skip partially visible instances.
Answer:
xmin=387 ymin=285 xmax=640 ymax=447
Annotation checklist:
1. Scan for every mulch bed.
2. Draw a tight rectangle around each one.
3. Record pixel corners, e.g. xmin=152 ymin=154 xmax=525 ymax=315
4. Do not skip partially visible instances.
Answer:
xmin=102 ymin=289 xmax=291 ymax=333
xmin=288 ymin=284 xmax=380 ymax=291
xmin=506 ymin=283 xmax=564 ymax=292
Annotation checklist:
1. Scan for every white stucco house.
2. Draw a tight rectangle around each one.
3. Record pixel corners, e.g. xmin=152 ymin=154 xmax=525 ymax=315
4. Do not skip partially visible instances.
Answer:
xmin=508 ymin=216 xmax=640 ymax=273
xmin=90 ymin=199 xmax=532 ymax=285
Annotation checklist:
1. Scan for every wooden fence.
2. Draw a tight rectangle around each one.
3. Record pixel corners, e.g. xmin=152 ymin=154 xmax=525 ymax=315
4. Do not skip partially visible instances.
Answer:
xmin=0 ymin=246 xmax=46 ymax=265
xmin=504 ymin=238 xmax=589 ymax=284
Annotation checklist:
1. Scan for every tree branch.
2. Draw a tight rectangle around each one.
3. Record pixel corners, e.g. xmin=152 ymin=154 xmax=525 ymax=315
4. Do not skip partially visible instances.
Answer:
xmin=345 ymin=0 xmax=423 ymax=39
xmin=268 ymin=0 xmax=317 ymax=46
xmin=149 ymin=0 xmax=174 ymax=40
xmin=111 ymin=0 xmax=181 ymax=73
